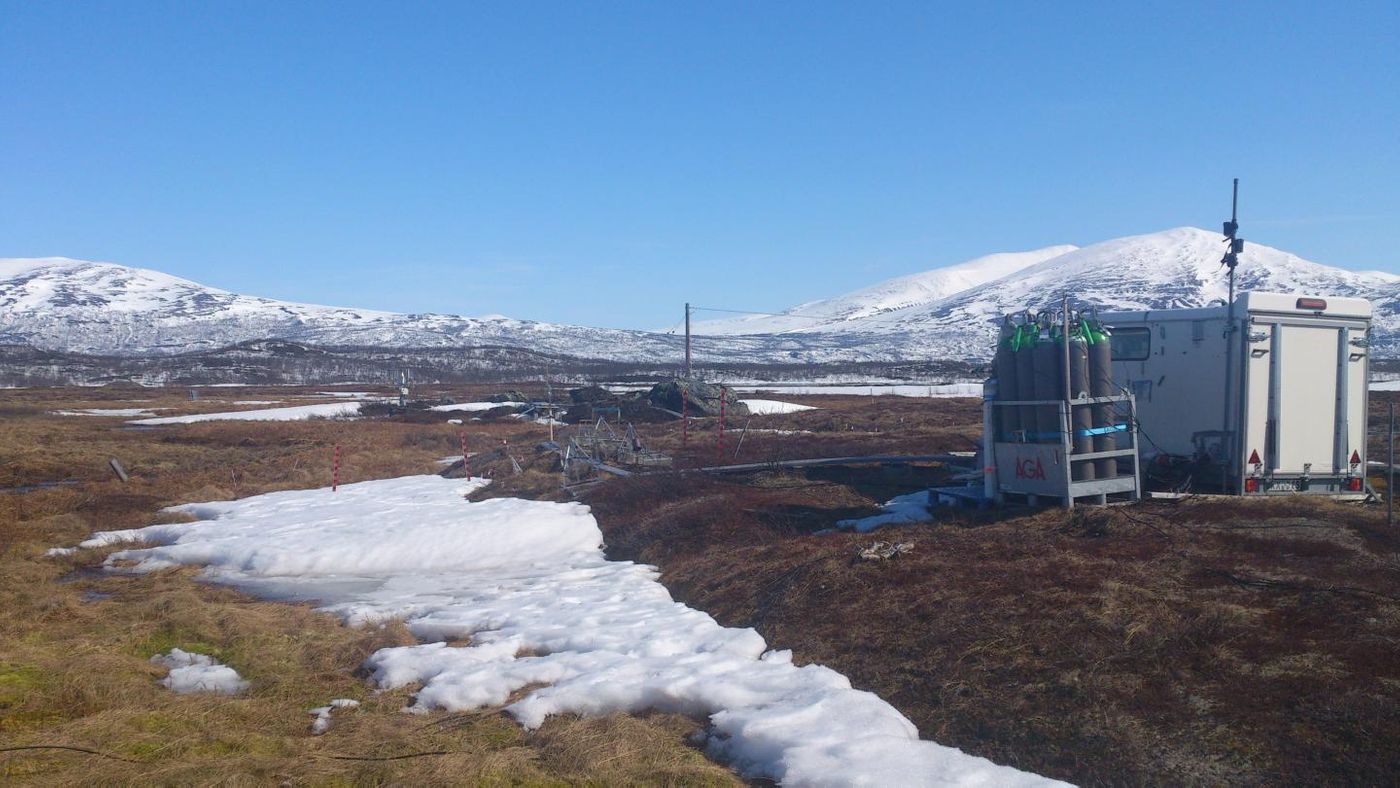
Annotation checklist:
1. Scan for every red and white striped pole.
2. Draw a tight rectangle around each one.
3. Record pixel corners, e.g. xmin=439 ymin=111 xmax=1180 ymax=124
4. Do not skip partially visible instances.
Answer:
xmin=460 ymin=432 xmax=469 ymax=480
xmin=332 ymin=444 xmax=340 ymax=492
xmin=717 ymin=388 xmax=726 ymax=463
xmin=681 ymin=387 xmax=689 ymax=446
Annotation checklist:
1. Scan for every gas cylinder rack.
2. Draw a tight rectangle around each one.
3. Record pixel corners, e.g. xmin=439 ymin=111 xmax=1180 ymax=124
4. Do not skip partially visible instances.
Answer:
xmin=983 ymin=301 xmax=1142 ymax=508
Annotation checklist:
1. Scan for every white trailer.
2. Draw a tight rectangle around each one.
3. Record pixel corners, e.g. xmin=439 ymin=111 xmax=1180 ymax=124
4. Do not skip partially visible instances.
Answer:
xmin=1101 ymin=292 xmax=1371 ymax=495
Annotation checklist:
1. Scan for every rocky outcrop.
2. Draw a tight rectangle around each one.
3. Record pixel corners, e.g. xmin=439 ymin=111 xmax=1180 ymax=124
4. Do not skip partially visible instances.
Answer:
xmin=647 ymin=379 xmax=749 ymax=419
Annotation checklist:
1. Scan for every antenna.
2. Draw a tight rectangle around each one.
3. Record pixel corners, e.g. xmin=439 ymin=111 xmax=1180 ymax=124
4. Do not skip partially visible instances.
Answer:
xmin=1220 ymin=179 xmax=1244 ymax=492
xmin=1221 ymin=177 xmax=1244 ymax=302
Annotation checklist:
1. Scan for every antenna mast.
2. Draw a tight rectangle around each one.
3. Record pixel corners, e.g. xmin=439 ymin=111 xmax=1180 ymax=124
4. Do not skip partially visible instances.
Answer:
xmin=1224 ymin=178 xmax=1241 ymax=304
xmin=1220 ymin=179 xmax=1245 ymax=491
xmin=684 ymin=302 xmax=692 ymax=380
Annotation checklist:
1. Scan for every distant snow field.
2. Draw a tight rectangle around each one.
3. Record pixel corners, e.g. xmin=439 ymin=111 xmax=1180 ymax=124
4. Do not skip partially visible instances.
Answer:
xmin=65 ymin=476 xmax=1061 ymax=787
xmin=428 ymin=401 xmax=524 ymax=412
xmin=738 ymin=399 xmax=817 ymax=415
xmin=53 ymin=408 xmax=161 ymax=417
xmin=128 ymin=402 xmax=362 ymax=425
xmin=739 ymin=383 xmax=983 ymax=398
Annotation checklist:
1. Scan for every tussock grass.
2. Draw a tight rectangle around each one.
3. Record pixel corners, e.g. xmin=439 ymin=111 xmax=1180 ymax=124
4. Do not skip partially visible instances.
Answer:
xmin=0 ymin=387 xmax=735 ymax=785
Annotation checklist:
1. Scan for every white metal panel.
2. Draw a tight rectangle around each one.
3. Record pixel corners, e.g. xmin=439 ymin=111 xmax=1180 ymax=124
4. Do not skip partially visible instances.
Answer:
xmin=1103 ymin=292 xmax=1373 ymax=326
xmin=1345 ymin=326 xmax=1368 ymax=468
xmin=1274 ymin=325 xmax=1340 ymax=473
xmin=1106 ymin=291 xmax=1371 ymax=488
xmin=1242 ymin=322 xmax=1273 ymax=471
xmin=1239 ymin=292 xmax=1373 ymax=318
xmin=1109 ymin=315 xmax=1230 ymax=459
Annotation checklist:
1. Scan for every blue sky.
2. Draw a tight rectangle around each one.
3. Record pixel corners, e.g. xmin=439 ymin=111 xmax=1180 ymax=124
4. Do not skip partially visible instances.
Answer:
xmin=2 ymin=1 xmax=1396 ymax=329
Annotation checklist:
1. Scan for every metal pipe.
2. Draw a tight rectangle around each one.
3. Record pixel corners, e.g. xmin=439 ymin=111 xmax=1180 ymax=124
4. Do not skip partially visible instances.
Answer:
xmin=684 ymin=302 xmax=692 ymax=380
xmin=1062 ymin=295 xmax=1073 ymax=509
xmin=1062 ymin=296 xmax=1072 ymax=407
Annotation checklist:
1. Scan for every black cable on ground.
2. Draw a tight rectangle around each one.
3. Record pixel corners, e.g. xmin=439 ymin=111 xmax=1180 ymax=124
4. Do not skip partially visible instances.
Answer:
xmin=0 ymin=745 xmax=141 ymax=763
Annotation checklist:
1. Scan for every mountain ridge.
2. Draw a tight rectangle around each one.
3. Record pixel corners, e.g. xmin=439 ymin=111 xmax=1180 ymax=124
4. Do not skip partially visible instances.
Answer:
xmin=686 ymin=244 xmax=1079 ymax=335
xmin=4 ymin=227 xmax=1398 ymax=366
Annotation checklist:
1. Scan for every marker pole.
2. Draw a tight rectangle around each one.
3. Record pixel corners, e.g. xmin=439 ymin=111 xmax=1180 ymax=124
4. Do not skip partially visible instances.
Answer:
xmin=718 ymin=388 xmax=726 ymax=463
xmin=461 ymin=432 xmax=470 ymax=481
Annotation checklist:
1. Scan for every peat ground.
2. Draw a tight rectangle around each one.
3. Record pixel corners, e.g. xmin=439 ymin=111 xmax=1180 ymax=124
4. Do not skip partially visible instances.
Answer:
xmin=580 ymin=390 xmax=1400 ymax=785
xmin=4 ymin=383 xmax=1399 ymax=784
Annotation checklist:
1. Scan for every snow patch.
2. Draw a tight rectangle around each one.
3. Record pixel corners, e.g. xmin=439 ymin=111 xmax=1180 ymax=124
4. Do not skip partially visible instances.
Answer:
xmin=739 ymin=383 xmax=983 ymax=398
xmin=838 ymin=491 xmax=934 ymax=533
xmin=67 ymin=476 xmax=1060 ymax=786
xmin=429 ymin=401 xmax=524 ymax=412
xmin=129 ymin=402 xmax=362 ymax=425
xmin=151 ymin=648 xmax=249 ymax=695
xmin=739 ymin=399 xmax=817 ymax=415
xmin=309 ymin=698 xmax=361 ymax=734
xmin=53 ymin=408 xmax=160 ymax=417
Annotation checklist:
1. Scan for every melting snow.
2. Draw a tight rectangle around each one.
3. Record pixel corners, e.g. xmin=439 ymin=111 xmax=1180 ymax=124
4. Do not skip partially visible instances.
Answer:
xmin=429 ymin=401 xmax=525 ymax=412
xmin=151 ymin=648 xmax=249 ymax=695
xmin=53 ymin=408 xmax=160 ymax=417
xmin=309 ymin=698 xmax=361 ymax=734
xmin=739 ymin=399 xmax=817 ymax=415
xmin=740 ymin=383 xmax=983 ymax=398
xmin=838 ymin=491 xmax=935 ymax=533
xmin=69 ymin=476 xmax=1062 ymax=786
xmin=128 ymin=402 xmax=362 ymax=425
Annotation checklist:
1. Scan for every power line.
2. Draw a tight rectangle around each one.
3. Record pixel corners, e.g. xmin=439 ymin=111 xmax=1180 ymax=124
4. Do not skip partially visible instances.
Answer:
xmin=689 ymin=305 xmax=830 ymax=321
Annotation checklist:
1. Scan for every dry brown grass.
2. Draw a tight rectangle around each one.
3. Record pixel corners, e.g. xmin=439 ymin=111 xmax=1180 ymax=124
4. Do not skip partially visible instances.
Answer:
xmin=0 ymin=387 xmax=735 ymax=785
xmin=16 ymin=384 xmax=1398 ymax=784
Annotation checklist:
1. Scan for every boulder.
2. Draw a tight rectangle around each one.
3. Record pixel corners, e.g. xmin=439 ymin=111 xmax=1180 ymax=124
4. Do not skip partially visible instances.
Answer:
xmin=647 ymin=379 xmax=749 ymax=419
xmin=569 ymin=385 xmax=613 ymax=404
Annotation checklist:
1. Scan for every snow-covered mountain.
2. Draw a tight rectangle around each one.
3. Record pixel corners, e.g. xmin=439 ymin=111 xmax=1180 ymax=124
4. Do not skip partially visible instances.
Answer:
xmin=4 ymin=228 xmax=1397 ymax=368
xmin=0 ymin=257 xmax=846 ymax=363
xmin=698 ymin=227 xmax=1400 ymax=358
xmin=865 ymin=227 xmax=1398 ymax=355
xmin=689 ymin=245 xmax=1079 ymax=335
